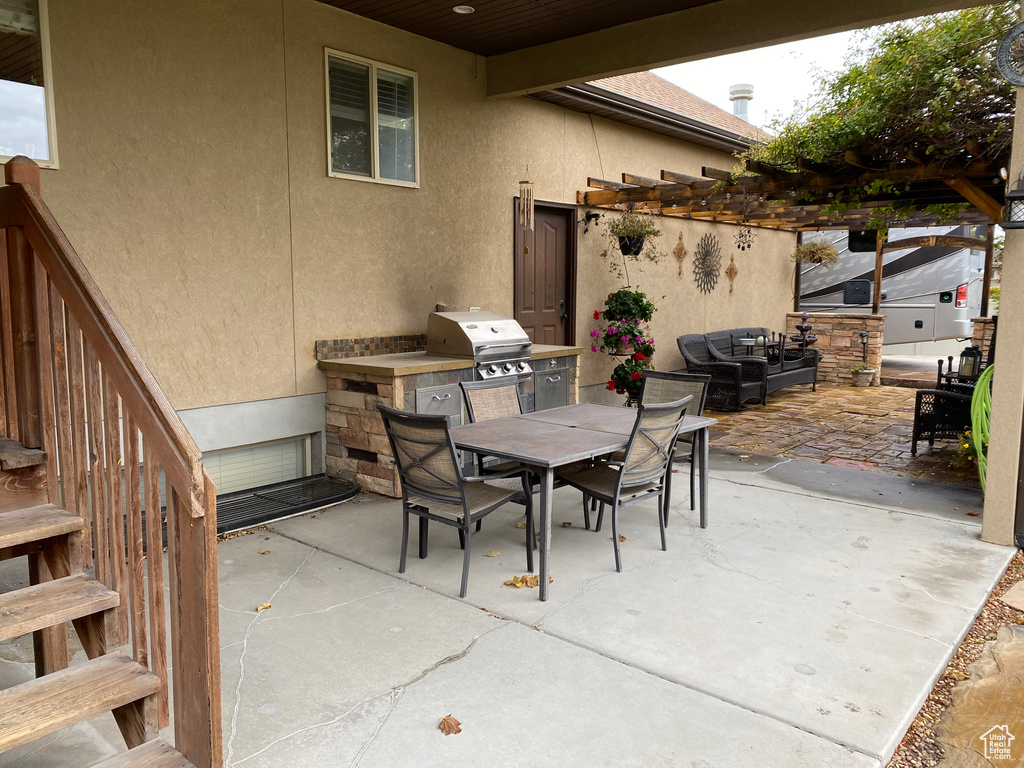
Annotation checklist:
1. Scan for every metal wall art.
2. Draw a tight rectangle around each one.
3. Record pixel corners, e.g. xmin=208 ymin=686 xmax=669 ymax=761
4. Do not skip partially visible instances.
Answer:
xmin=734 ymin=226 xmax=755 ymax=251
xmin=674 ymin=232 xmax=688 ymax=275
xmin=693 ymin=233 xmax=721 ymax=294
xmin=725 ymin=254 xmax=739 ymax=293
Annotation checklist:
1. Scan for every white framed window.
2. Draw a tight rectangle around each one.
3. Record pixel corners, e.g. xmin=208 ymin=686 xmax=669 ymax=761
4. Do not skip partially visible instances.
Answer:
xmin=0 ymin=0 xmax=58 ymax=167
xmin=325 ymin=48 xmax=418 ymax=188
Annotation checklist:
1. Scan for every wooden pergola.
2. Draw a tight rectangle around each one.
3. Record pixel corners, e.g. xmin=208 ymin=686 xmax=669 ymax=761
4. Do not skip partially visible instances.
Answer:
xmin=577 ymin=152 xmax=1006 ymax=313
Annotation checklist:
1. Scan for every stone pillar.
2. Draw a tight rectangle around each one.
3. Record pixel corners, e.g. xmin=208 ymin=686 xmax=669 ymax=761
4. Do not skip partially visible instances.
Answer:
xmin=971 ymin=317 xmax=997 ymax=361
xmin=786 ymin=312 xmax=884 ymax=386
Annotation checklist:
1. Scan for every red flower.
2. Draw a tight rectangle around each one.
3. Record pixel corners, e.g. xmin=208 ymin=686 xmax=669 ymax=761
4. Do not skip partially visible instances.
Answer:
xmin=630 ymin=371 xmax=642 ymax=381
xmin=606 ymin=380 xmax=616 ymax=391
xmin=633 ymin=352 xmax=644 ymax=361
xmin=593 ymin=310 xmax=601 ymax=320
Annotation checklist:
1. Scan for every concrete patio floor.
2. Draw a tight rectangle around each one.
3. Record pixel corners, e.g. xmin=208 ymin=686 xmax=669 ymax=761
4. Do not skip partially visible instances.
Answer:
xmin=0 ymin=453 xmax=1014 ymax=768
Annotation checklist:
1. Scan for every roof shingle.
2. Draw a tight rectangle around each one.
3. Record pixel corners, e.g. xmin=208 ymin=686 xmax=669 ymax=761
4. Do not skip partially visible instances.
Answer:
xmin=589 ymin=71 xmax=770 ymax=142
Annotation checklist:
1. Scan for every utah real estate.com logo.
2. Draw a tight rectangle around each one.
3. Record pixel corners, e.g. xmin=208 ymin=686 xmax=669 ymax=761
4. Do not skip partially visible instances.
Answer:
xmin=981 ymin=725 xmax=1015 ymax=760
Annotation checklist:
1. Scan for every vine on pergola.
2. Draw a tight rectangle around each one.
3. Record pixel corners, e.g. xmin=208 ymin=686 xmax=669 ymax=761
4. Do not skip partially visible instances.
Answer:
xmin=736 ymin=2 xmax=1016 ymax=230
xmin=747 ymin=3 xmax=1016 ymax=171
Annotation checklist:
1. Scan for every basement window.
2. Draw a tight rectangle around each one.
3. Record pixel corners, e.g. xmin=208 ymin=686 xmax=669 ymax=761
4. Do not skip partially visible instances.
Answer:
xmin=325 ymin=49 xmax=418 ymax=187
xmin=0 ymin=0 xmax=57 ymax=166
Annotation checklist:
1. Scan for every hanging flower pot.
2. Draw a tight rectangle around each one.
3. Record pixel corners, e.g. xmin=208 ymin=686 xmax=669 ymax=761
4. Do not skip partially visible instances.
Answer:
xmin=618 ymin=235 xmax=645 ymax=256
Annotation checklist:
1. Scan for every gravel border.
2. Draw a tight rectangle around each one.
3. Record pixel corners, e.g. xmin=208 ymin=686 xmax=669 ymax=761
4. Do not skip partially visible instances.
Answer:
xmin=886 ymin=549 xmax=1024 ymax=767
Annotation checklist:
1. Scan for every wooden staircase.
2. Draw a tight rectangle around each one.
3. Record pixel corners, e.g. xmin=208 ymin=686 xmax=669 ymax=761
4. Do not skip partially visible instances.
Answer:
xmin=0 ymin=157 xmax=220 ymax=767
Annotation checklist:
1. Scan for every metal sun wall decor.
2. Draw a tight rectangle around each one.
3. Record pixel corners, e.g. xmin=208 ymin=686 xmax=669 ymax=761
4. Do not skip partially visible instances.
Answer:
xmin=693 ymin=233 xmax=721 ymax=294
xmin=725 ymin=254 xmax=739 ymax=293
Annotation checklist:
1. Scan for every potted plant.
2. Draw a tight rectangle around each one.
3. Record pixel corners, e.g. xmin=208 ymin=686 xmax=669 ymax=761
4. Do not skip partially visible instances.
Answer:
xmin=598 ymin=211 xmax=664 ymax=283
xmin=850 ymin=362 xmax=875 ymax=387
xmin=793 ymin=241 xmax=839 ymax=265
xmin=590 ymin=288 xmax=657 ymax=403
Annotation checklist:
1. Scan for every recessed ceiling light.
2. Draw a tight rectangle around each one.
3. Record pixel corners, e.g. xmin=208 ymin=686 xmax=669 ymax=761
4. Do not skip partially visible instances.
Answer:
xmin=453 ymin=5 xmax=475 ymax=13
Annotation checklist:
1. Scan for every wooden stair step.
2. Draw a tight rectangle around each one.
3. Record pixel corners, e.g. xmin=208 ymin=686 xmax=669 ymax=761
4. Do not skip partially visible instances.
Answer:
xmin=0 ymin=504 xmax=83 ymax=550
xmin=0 ymin=652 xmax=160 ymax=753
xmin=0 ymin=572 xmax=119 ymax=643
xmin=0 ymin=437 xmax=46 ymax=470
xmin=89 ymin=739 xmax=196 ymax=768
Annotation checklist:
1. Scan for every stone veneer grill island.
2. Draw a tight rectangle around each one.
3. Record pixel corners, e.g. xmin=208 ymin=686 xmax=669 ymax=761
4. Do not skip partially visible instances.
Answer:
xmin=317 ymin=339 xmax=582 ymax=496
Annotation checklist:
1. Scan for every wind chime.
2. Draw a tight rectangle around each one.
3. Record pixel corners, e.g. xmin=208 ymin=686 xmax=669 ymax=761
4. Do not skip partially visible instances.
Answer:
xmin=733 ymin=181 xmax=757 ymax=251
xmin=519 ymin=176 xmax=534 ymax=232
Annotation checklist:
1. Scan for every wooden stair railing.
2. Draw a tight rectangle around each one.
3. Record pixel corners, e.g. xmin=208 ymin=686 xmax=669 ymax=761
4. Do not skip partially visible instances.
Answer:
xmin=0 ymin=156 xmax=222 ymax=768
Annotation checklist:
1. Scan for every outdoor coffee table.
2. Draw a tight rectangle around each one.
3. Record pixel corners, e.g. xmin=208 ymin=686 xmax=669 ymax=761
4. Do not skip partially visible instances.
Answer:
xmin=450 ymin=403 xmax=717 ymax=601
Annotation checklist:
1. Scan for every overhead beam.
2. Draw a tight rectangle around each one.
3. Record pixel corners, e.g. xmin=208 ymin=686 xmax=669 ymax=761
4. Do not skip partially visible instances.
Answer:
xmin=943 ymin=176 xmax=1003 ymax=222
xmin=486 ymin=0 xmax=987 ymax=97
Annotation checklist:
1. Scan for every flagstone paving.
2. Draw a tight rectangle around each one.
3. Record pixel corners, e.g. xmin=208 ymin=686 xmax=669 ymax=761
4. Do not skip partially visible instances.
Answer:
xmin=706 ymin=384 xmax=979 ymax=488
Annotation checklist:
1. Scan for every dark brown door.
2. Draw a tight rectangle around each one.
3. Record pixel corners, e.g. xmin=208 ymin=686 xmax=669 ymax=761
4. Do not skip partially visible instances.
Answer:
xmin=514 ymin=203 xmax=574 ymax=345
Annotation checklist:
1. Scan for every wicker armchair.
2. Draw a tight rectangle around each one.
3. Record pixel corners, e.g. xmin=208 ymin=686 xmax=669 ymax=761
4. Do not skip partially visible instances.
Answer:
xmin=677 ymin=334 xmax=764 ymax=410
xmin=911 ymin=389 xmax=973 ymax=455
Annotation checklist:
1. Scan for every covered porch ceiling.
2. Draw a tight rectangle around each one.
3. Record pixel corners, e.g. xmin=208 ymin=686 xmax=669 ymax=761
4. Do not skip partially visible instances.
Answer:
xmin=315 ymin=0 xmax=992 ymax=97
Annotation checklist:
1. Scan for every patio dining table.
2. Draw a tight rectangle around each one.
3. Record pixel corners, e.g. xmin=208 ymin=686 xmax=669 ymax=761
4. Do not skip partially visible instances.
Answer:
xmin=450 ymin=403 xmax=717 ymax=601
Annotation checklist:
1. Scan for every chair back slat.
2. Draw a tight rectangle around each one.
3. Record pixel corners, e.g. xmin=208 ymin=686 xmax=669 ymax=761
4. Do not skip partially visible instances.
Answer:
xmin=640 ymin=371 xmax=710 ymax=415
xmin=378 ymin=405 xmax=464 ymax=504
xmin=621 ymin=395 xmax=692 ymax=487
xmin=459 ymin=379 xmax=524 ymax=423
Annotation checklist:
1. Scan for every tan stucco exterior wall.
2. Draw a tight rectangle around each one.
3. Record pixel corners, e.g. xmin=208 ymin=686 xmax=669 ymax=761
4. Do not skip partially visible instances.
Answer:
xmin=37 ymin=0 xmax=796 ymax=410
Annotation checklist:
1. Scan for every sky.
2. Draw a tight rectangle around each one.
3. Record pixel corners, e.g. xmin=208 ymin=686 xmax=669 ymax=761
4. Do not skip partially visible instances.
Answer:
xmin=0 ymin=81 xmax=48 ymax=161
xmin=654 ymin=30 xmax=862 ymax=131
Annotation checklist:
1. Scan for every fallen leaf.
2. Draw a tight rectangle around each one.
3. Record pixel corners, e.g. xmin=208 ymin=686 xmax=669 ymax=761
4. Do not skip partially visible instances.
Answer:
xmin=256 ymin=603 xmax=271 ymax=612
xmin=503 ymin=574 xmax=552 ymax=588
xmin=516 ymin=522 xmax=527 ymax=529
xmin=739 ymin=455 xmax=750 ymax=462
xmin=561 ymin=522 xmax=572 ymax=528
xmin=259 ymin=550 xmax=271 ymax=555
xmin=967 ymin=512 xmax=981 ymax=516
xmin=484 ymin=550 xmax=500 ymax=557
xmin=618 ymin=534 xmax=627 ymax=542
xmin=439 ymin=715 xmax=462 ymax=735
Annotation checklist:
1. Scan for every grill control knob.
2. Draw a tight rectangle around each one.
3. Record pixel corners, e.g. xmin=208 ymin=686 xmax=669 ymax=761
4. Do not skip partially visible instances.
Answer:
xmin=487 ymin=365 xmax=498 ymax=375
xmin=516 ymin=362 xmax=526 ymax=371
xmin=502 ymin=363 xmax=513 ymax=373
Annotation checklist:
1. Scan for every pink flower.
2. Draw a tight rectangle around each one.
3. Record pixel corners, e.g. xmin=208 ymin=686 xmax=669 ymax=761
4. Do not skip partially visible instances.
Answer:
xmin=590 ymin=329 xmax=599 ymax=338
xmin=591 ymin=345 xmax=597 ymax=352
xmin=608 ymin=327 xmax=618 ymax=335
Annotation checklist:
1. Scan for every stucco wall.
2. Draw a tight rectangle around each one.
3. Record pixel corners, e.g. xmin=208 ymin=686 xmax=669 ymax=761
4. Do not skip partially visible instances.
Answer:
xmin=37 ymin=0 xmax=796 ymax=410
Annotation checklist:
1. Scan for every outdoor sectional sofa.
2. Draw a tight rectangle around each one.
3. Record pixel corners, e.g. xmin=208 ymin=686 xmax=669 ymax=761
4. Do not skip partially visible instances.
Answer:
xmin=677 ymin=327 xmax=820 ymax=410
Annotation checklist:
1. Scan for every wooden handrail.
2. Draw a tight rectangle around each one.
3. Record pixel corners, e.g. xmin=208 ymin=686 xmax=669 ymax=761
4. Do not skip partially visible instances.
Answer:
xmin=1 ymin=156 xmax=222 ymax=767
xmin=2 ymin=165 xmax=205 ymax=516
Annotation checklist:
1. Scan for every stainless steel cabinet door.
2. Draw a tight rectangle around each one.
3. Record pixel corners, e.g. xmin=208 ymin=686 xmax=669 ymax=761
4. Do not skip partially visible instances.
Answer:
xmin=535 ymin=369 xmax=569 ymax=411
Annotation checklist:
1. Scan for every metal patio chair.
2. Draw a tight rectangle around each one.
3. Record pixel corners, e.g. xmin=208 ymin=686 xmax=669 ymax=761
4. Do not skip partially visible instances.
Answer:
xmin=639 ymin=371 xmax=711 ymax=521
xmin=558 ymin=396 xmax=692 ymax=572
xmin=460 ymin=378 xmax=586 ymax=532
xmin=377 ymin=404 xmax=534 ymax=598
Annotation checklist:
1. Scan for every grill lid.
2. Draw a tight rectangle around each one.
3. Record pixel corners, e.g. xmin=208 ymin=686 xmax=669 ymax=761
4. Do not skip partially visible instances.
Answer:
xmin=426 ymin=310 xmax=531 ymax=363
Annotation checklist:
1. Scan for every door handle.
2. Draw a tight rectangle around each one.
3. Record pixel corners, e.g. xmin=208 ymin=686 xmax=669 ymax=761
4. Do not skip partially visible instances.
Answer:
xmin=545 ymin=375 xmax=561 ymax=383
xmin=558 ymin=299 xmax=568 ymax=320
xmin=432 ymin=393 xmax=452 ymax=401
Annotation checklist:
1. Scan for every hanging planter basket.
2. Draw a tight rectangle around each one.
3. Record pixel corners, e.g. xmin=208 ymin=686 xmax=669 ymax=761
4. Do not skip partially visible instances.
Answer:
xmin=618 ymin=235 xmax=645 ymax=256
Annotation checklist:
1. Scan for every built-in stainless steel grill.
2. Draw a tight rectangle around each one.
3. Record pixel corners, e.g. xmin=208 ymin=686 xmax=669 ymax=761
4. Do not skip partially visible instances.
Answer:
xmin=426 ymin=310 xmax=533 ymax=379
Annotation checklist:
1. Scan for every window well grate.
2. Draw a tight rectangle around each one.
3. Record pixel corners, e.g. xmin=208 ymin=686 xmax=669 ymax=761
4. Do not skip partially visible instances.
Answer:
xmin=215 ymin=474 xmax=359 ymax=534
